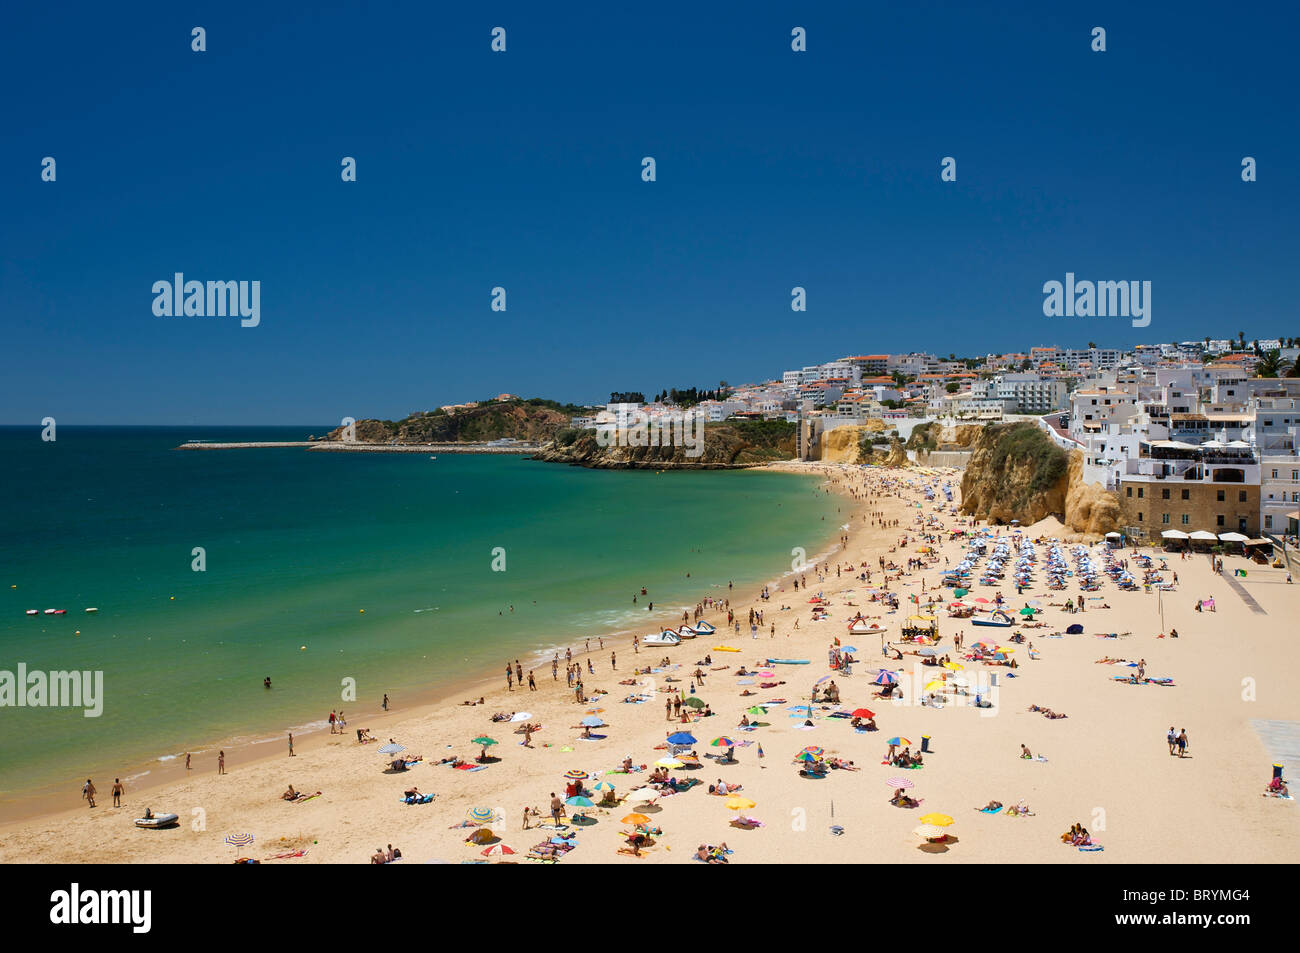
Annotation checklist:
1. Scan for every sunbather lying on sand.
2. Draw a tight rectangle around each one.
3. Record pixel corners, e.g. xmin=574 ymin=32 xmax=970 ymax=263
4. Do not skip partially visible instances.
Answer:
xmin=979 ymin=800 xmax=1003 ymax=812
xmin=891 ymin=789 xmax=920 ymax=808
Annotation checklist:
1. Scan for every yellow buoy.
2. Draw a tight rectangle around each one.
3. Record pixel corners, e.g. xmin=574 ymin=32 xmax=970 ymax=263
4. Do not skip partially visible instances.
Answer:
xmin=300 ymin=645 xmax=307 ymax=651
xmin=170 ymin=596 xmax=175 ymax=600
xmin=359 ymin=608 xmax=365 ymax=613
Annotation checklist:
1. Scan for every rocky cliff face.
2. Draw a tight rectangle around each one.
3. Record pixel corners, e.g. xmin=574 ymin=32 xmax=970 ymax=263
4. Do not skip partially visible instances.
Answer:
xmin=323 ymin=401 xmax=572 ymax=444
xmin=960 ymin=422 xmax=1069 ymax=524
xmin=959 ymin=422 xmax=1125 ymax=536
xmin=531 ymin=421 xmax=796 ymax=469
xmin=819 ymin=426 xmax=870 ymax=463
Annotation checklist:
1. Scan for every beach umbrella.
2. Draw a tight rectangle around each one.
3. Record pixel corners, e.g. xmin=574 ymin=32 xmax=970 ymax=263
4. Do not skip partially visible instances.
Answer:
xmin=801 ymin=745 xmax=825 ymax=757
xmin=562 ymin=769 xmax=589 ymax=781
xmin=873 ymin=671 xmax=898 ymax=685
xmin=886 ymin=777 xmax=914 ymax=789
xmin=466 ymin=807 xmax=498 ymax=824
xmin=655 ymin=757 xmax=684 ymax=769
xmin=592 ymin=780 xmax=616 ymax=792
xmin=565 ymin=795 xmax=595 ymax=808
xmin=952 ymin=588 xmax=969 ymax=597
xmin=746 ymin=706 xmax=768 ymax=716
xmin=1018 ymin=607 xmax=1036 ymax=616
xmin=377 ymin=743 xmax=405 ymax=755
xmin=471 ymin=736 xmax=498 ymax=747
xmin=711 ymin=736 xmax=737 ymax=747
xmin=841 ymin=645 xmax=858 ymax=653
xmin=666 ymin=732 xmax=696 ymax=745
xmin=725 ymin=796 xmax=756 ymax=810
xmin=887 ymin=737 xmax=912 ymax=746
xmin=924 ymin=680 xmax=945 ymax=692
xmin=918 ymin=647 xmax=938 ymax=656
xmin=913 ymin=825 xmax=947 ymax=839
xmin=481 ymin=844 xmax=515 ymax=856
xmin=973 ymin=598 xmax=990 ymax=604
xmin=793 ymin=751 xmax=817 ymax=763
xmin=851 ymin=708 xmax=875 ymax=719
xmin=943 ymin=662 xmax=964 ymax=671
xmin=626 ymin=788 xmax=658 ymax=802
xmin=676 ymin=753 xmax=700 ymax=764
xmin=682 ymin=697 xmax=706 ymax=709
xmin=585 ymin=708 xmax=606 ymax=715
xmin=580 ymin=716 xmax=605 ymax=727
xmin=224 ymin=832 xmax=254 ymax=847
xmin=467 ymin=827 xmax=494 ymax=844
xmin=622 ymin=813 xmax=652 ymax=826
xmin=508 ymin=712 xmax=532 ymax=722
xmin=951 ymin=676 xmax=969 ymax=687
xmin=919 ymin=812 xmax=954 ymax=826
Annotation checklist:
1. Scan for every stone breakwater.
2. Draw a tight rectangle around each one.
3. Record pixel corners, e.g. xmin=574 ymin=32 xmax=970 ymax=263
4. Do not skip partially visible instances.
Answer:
xmin=176 ymin=441 xmax=540 ymax=453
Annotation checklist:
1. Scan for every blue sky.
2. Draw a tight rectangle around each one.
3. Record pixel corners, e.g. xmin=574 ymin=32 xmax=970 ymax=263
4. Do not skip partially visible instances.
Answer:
xmin=2 ymin=1 xmax=1296 ymax=423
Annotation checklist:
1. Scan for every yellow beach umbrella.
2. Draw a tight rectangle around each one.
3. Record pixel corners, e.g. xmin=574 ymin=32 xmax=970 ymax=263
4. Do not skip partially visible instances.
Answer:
xmin=655 ymin=757 xmax=683 ymax=768
xmin=918 ymin=812 xmax=954 ymax=826
xmin=924 ymin=680 xmax=945 ymax=692
xmin=943 ymin=662 xmax=964 ymax=671
xmin=725 ymin=796 xmax=756 ymax=810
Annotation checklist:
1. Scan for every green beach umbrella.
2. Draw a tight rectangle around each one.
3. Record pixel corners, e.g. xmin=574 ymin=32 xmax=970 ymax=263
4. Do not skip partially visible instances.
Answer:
xmin=472 ymin=736 xmax=498 ymax=746
xmin=746 ymin=706 xmax=768 ymax=715
xmin=683 ymin=697 xmax=705 ymax=709
xmin=953 ymin=588 xmax=969 ymax=598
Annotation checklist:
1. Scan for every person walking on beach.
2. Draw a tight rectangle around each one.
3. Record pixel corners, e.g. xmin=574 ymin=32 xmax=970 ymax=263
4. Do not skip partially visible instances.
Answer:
xmin=83 ymin=778 xmax=96 ymax=808
xmin=528 ymin=670 xmax=536 ymax=691
xmin=329 ymin=710 xmax=337 ymax=734
xmin=185 ymin=752 xmax=191 ymax=771
xmin=382 ymin=694 xmax=389 ymax=711
xmin=516 ymin=661 xmax=524 ymax=684
xmin=288 ymin=732 xmax=295 ymax=757
xmin=506 ymin=665 xmax=513 ymax=691
xmin=633 ymin=635 xmax=639 ymax=654
xmin=111 ymin=778 xmax=123 ymax=807
xmin=1177 ymin=729 xmax=1188 ymax=758
xmin=666 ymin=697 xmax=673 ymax=720
xmin=550 ymin=793 xmax=564 ymax=824
xmin=218 ymin=750 xmax=226 ymax=774
xmin=552 ymin=658 xmax=558 ymax=680
xmin=1167 ymin=726 xmax=1177 ymax=755
xmin=610 ymin=651 xmax=616 ymax=670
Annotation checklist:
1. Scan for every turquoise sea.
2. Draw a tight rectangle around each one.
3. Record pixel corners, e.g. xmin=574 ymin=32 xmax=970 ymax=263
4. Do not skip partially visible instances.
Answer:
xmin=0 ymin=426 xmax=839 ymax=803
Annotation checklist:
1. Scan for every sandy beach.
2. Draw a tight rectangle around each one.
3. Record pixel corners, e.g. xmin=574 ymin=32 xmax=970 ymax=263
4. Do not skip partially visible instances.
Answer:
xmin=2 ymin=462 xmax=1296 ymax=865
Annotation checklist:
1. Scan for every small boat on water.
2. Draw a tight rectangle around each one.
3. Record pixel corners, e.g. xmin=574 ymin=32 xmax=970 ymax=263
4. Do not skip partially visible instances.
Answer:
xmin=43 ymin=609 xmax=66 ymax=615
xmin=25 ymin=609 xmax=38 ymax=616
xmin=85 ymin=607 xmax=99 ymax=613
xmin=134 ymin=812 xmax=179 ymax=829
xmin=971 ymin=611 xmax=1014 ymax=628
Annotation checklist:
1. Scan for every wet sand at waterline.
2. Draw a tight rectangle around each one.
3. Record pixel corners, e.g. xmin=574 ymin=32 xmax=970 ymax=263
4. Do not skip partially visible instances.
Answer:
xmin=2 ymin=462 xmax=1295 ymax=864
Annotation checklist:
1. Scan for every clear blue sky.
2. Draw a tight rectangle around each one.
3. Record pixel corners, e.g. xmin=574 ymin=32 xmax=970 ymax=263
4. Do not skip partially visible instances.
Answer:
xmin=2 ymin=1 xmax=1296 ymax=424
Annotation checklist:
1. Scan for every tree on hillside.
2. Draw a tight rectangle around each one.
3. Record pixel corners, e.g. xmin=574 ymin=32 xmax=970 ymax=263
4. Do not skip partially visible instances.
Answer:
xmin=1257 ymin=350 xmax=1284 ymax=378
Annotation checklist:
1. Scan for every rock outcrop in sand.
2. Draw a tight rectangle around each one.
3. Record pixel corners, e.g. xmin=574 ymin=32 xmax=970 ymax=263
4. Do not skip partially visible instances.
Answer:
xmin=960 ymin=422 xmax=1125 ymax=536
xmin=819 ymin=426 xmax=870 ymax=463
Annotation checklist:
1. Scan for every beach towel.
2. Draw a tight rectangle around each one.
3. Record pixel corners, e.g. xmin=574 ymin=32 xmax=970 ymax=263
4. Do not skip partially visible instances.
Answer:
xmin=977 ymin=807 xmax=1002 ymax=814
xmin=270 ymin=849 xmax=308 ymax=859
xmin=453 ymin=763 xmax=489 ymax=772
xmin=1078 ymin=844 xmax=1104 ymax=852
xmin=579 ymin=734 xmax=608 ymax=740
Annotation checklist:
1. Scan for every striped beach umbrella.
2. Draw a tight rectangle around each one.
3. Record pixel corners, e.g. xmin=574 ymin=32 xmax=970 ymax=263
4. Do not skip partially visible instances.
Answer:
xmin=563 ymin=769 xmax=589 ymax=780
xmin=886 ymin=777 xmax=914 ymax=789
xmin=793 ymin=751 xmax=817 ymax=763
xmin=801 ymin=745 xmax=825 ymax=757
xmin=481 ymin=844 xmax=515 ymax=856
xmin=466 ymin=807 xmax=498 ymax=824
xmin=377 ymin=743 xmax=405 ymax=755
xmin=711 ymin=736 xmax=737 ymax=747
xmin=224 ymin=832 xmax=255 ymax=847
xmin=565 ymin=795 xmax=595 ymax=808
xmin=887 ymin=736 xmax=912 ymax=746
xmin=592 ymin=780 xmax=616 ymax=792
xmin=873 ymin=671 xmax=898 ymax=685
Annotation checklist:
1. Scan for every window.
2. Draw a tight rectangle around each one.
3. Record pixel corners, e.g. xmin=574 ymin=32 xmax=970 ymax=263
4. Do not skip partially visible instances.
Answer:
xmin=1138 ymin=512 xmax=1144 ymax=521
xmin=1239 ymin=490 xmax=1248 ymax=503
xmin=1138 ymin=487 xmax=1144 ymax=499
xmin=1217 ymin=515 xmax=1225 ymax=526
xmin=1181 ymin=514 xmax=1190 ymax=525
xmin=1266 ymin=516 xmax=1273 ymax=529
xmin=1181 ymin=489 xmax=1189 ymax=500
xmin=1162 ymin=488 xmax=1170 ymax=500
xmin=1126 ymin=487 xmax=1132 ymax=497
xmin=1217 ymin=490 xmax=1225 ymax=502
xmin=1161 ymin=513 xmax=1170 ymax=524
xmin=1273 ymin=469 xmax=1279 ymax=479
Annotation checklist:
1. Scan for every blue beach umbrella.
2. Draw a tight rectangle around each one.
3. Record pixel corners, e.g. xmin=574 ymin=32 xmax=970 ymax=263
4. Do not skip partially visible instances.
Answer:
xmin=580 ymin=716 xmax=605 ymax=727
xmin=667 ymin=732 xmax=696 ymax=745
xmin=873 ymin=671 xmax=898 ymax=685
